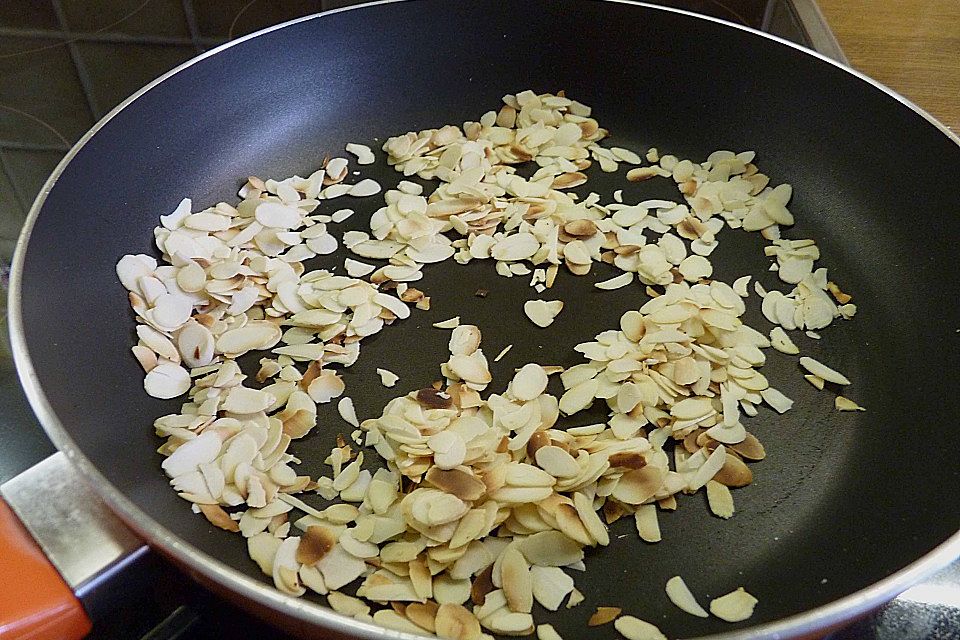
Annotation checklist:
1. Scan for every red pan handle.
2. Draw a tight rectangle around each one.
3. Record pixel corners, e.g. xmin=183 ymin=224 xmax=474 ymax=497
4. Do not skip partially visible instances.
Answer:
xmin=0 ymin=499 xmax=91 ymax=640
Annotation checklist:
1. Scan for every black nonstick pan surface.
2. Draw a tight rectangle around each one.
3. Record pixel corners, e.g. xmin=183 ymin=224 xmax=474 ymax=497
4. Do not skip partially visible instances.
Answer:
xmin=11 ymin=1 xmax=960 ymax=638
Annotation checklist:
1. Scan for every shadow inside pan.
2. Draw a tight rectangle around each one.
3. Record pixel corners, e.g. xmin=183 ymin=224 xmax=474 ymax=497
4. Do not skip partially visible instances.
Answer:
xmin=15 ymin=1 xmax=960 ymax=638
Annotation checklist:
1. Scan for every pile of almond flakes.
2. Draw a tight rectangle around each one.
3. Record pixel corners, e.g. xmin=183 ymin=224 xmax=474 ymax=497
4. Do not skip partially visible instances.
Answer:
xmin=116 ymin=90 xmax=863 ymax=640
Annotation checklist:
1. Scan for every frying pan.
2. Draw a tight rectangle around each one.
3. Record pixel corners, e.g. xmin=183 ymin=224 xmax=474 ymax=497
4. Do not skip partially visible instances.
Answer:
xmin=5 ymin=0 xmax=960 ymax=638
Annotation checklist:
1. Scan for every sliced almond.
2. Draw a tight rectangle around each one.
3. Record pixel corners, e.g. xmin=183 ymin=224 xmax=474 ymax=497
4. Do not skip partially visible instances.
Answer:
xmin=835 ymin=395 xmax=866 ymax=411
xmin=665 ymin=576 xmax=709 ymax=617
xmin=199 ymin=504 xmax=240 ymax=532
xmin=710 ymin=587 xmax=759 ymax=622
xmin=613 ymin=615 xmax=667 ymax=640
xmin=296 ymin=525 xmax=336 ymax=565
xmin=799 ymin=356 xmax=851 ymax=385
xmin=524 ymin=300 xmax=564 ymax=328
xmin=588 ymin=606 xmax=621 ymax=626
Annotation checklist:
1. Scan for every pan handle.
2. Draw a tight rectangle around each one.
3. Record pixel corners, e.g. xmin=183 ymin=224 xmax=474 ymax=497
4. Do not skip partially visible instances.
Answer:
xmin=0 ymin=498 xmax=92 ymax=640
xmin=0 ymin=452 xmax=148 ymax=640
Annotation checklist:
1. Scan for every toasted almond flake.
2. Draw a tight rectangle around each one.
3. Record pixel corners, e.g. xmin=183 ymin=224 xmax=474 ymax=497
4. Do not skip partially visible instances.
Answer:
xmin=524 ymin=300 xmax=563 ymax=328
xmin=588 ymin=606 xmax=621 ymax=626
xmin=626 ymin=167 xmax=658 ymax=182
xmin=434 ymin=603 xmax=481 ymax=640
xmin=710 ymin=587 xmax=758 ymax=622
xmin=835 ymin=395 xmax=866 ymax=411
xmin=613 ymin=615 xmax=667 ymax=640
xmin=500 ymin=546 xmax=533 ymax=614
xmin=199 ymin=504 xmax=240 ymax=532
xmin=665 ymin=576 xmax=709 ymax=617
xmin=595 ymin=271 xmax=634 ymax=290
xmin=799 ymin=356 xmax=851 ymax=385
xmin=406 ymin=600 xmax=438 ymax=632
xmin=337 ymin=397 xmax=359 ymax=427
xmin=345 ymin=142 xmax=375 ymax=165
xmin=296 ymin=525 xmax=336 ymax=565
xmin=434 ymin=316 xmax=461 ymax=329
xmin=377 ymin=368 xmax=399 ymax=387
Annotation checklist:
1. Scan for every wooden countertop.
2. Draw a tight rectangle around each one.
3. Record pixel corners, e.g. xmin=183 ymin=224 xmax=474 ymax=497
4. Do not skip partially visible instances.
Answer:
xmin=817 ymin=0 xmax=960 ymax=134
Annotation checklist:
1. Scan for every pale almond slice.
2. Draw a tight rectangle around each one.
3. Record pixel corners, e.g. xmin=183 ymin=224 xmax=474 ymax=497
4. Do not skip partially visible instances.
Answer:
xmin=760 ymin=387 xmax=794 ymax=414
xmin=144 ymin=362 xmax=191 ymax=399
xmin=799 ymin=356 xmax=851 ymax=385
xmin=706 ymin=480 xmax=735 ymax=519
xmin=536 ymin=623 xmax=564 ymax=640
xmin=327 ymin=591 xmax=370 ymax=618
xmin=572 ymin=492 xmax=608 ymax=546
xmin=247 ymin=532 xmax=282 ymax=575
xmin=344 ymin=258 xmax=375 ymax=278
xmin=222 ymin=386 xmax=275 ymax=414
xmin=665 ymin=575 xmax=709 ymax=617
xmin=331 ymin=208 xmax=355 ymax=223
xmin=521 ymin=531 xmax=583 ymax=567
xmin=595 ymin=272 xmax=634 ymax=290
xmin=529 ymin=566 xmax=574 ymax=611
xmin=566 ymin=588 xmax=585 ymax=609
xmin=835 ymin=396 xmax=866 ymax=411
xmin=348 ymin=178 xmax=382 ymax=197
xmin=511 ymin=363 xmax=549 ymax=402
xmin=345 ymin=143 xmax=375 ymax=165
xmin=373 ymin=609 xmax=424 ymax=634
xmin=494 ymin=344 xmax=513 ymax=362
xmin=482 ymin=610 xmax=535 ymax=635
xmin=613 ymin=615 xmax=667 ymax=640
xmin=634 ymin=504 xmax=661 ymax=543
xmin=337 ymin=397 xmax=359 ymax=427
xmin=434 ymin=316 xmax=461 ymax=329
xmin=308 ymin=371 xmax=345 ymax=404
xmin=376 ymin=368 xmax=399 ymax=387
xmin=524 ymin=300 xmax=563 ymax=328
xmin=535 ymin=446 xmax=580 ymax=479
xmin=770 ymin=326 xmax=799 ymax=354
xmin=710 ymin=587 xmax=759 ymax=622
xmin=732 ymin=275 xmax=751 ymax=297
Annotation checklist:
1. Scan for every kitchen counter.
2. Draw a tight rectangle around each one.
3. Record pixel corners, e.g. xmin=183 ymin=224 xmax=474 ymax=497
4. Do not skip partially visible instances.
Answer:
xmin=817 ymin=0 xmax=960 ymax=133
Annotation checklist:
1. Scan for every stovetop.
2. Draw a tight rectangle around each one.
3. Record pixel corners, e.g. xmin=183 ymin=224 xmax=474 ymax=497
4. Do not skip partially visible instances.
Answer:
xmin=0 ymin=1 xmax=956 ymax=639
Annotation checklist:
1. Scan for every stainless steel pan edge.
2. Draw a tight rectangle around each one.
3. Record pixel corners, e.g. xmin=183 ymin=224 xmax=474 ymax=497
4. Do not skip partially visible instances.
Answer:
xmin=8 ymin=1 xmax=960 ymax=638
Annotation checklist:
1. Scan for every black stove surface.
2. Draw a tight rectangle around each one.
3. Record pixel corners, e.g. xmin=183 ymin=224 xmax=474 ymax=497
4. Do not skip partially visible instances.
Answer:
xmin=0 ymin=2 xmax=956 ymax=639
